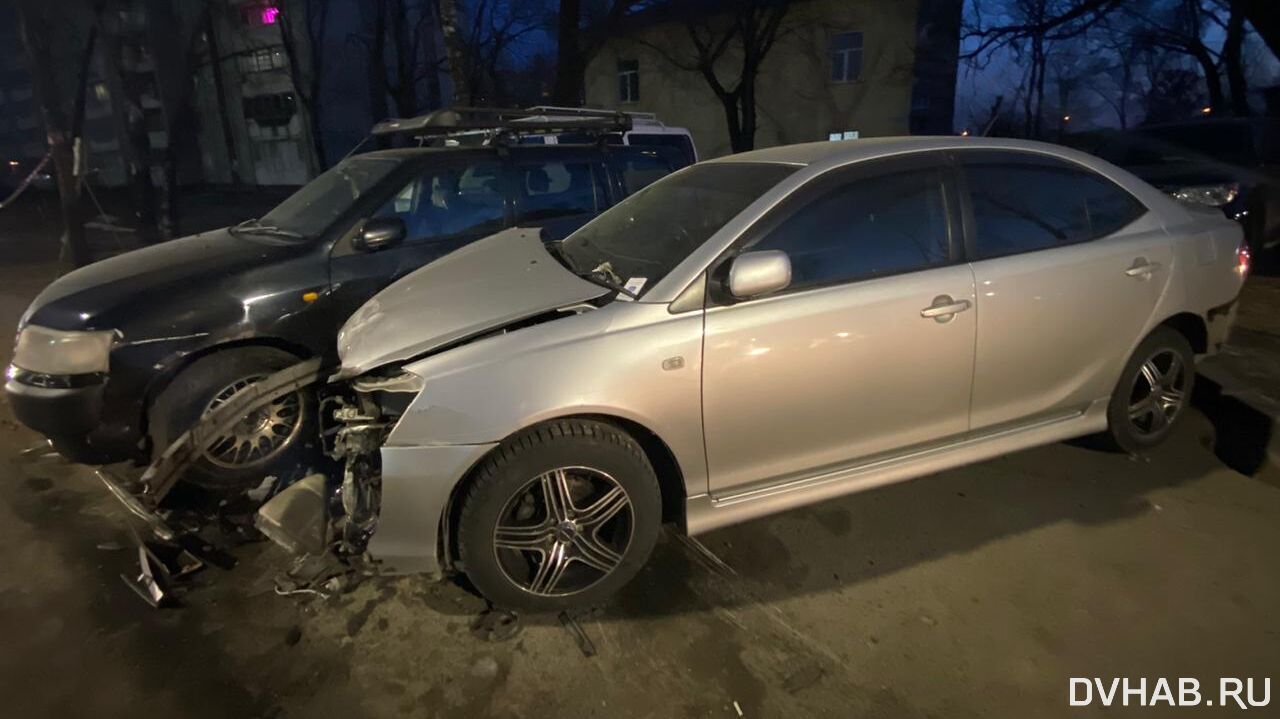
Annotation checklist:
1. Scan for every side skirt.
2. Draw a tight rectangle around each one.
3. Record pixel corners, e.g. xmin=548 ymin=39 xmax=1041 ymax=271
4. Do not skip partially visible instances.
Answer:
xmin=684 ymin=399 xmax=1110 ymax=536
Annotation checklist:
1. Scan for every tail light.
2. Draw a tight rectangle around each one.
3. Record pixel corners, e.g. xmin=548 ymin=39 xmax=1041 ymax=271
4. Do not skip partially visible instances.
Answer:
xmin=1236 ymin=239 xmax=1251 ymax=276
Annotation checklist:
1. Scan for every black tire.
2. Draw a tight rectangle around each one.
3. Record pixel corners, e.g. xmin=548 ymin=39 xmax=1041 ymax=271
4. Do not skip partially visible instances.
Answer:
xmin=456 ymin=419 xmax=662 ymax=612
xmin=149 ymin=346 xmax=317 ymax=492
xmin=1105 ymin=326 xmax=1195 ymax=454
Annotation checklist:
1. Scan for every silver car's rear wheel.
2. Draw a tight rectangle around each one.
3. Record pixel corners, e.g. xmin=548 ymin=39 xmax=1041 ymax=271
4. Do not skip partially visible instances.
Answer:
xmin=1125 ymin=349 xmax=1189 ymax=439
xmin=456 ymin=419 xmax=661 ymax=612
xmin=493 ymin=467 xmax=634 ymax=597
xmin=1105 ymin=327 xmax=1195 ymax=453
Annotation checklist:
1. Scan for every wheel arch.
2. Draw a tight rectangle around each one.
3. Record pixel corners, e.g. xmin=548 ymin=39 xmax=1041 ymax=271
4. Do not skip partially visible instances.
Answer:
xmin=142 ymin=337 xmax=315 ymax=435
xmin=438 ymin=412 xmax=689 ymax=571
xmin=1156 ymin=311 xmax=1208 ymax=354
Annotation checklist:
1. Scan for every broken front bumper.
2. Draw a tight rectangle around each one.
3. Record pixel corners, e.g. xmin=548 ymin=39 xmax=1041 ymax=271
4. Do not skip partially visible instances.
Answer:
xmin=364 ymin=442 xmax=496 ymax=577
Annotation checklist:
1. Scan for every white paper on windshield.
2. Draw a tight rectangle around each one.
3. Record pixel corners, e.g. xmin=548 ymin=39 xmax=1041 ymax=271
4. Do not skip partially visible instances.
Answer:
xmin=624 ymin=277 xmax=648 ymax=296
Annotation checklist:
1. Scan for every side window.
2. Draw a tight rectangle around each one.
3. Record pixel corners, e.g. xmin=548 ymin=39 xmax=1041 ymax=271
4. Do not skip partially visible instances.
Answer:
xmin=514 ymin=160 xmax=602 ymax=223
xmin=627 ymin=133 xmax=696 ymax=167
xmin=614 ymin=148 xmax=676 ymax=195
xmin=964 ymin=157 xmax=1146 ymax=260
xmin=749 ymin=167 xmax=952 ymax=291
xmin=372 ymin=161 xmax=505 ymax=242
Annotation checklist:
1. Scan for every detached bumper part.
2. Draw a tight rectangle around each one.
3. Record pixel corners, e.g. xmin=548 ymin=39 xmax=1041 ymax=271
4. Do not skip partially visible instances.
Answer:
xmin=256 ymin=473 xmax=330 ymax=556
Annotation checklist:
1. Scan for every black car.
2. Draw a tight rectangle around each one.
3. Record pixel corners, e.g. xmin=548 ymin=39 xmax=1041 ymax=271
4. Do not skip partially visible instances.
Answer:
xmin=1070 ymin=118 xmax=1280 ymax=261
xmin=5 ymin=141 xmax=685 ymax=489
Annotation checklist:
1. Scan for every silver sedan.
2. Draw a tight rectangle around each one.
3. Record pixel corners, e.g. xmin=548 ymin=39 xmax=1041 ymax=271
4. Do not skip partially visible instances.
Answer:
xmin=317 ymin=137 xmax=1248 ymax=611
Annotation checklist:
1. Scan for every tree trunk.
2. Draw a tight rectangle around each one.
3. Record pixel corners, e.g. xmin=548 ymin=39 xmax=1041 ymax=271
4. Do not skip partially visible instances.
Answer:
xmin=1233 ymin=0 xmax=1280 ymax=63
xmin=391 ymin=0 xmax=418 ymax=116
xmin=438 ymin=0 xmax=469 ymax=106
xmin=1223 ymin=7 xmax=1250 ymax=116
xmin=1189 ymin=42 xmax=1226 ymax=113
xmin=367 ymin=0 xmax=389 ymax=125
xmin=552 ymin=0 xmax=584 ymax=105
xmin=205 ymin=1 xmax=242 ymax=184
xmin=15 ymin=0 xmax=91 ymax=268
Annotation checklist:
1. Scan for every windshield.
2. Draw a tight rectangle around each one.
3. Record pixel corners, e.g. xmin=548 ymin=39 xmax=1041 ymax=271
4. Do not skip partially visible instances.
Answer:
xmin=559 ymin=162 xmax=797 ymax=296
xmin=252 ymin=156 xmax=402 ymax=240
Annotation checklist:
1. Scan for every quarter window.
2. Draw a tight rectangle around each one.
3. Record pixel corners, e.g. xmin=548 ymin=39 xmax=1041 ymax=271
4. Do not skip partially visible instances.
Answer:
xmin=830 ymin=31 xmax=863 ymax=83
xmin=373 ymin=161 xmax=506 ymax=242
xmin=618 ymin=59 xmax=639 ymax=103
xmin=964 ymin=157 xmax=1146 ymax=260
xmin=749 ymin=167 xmax=952 ymax=290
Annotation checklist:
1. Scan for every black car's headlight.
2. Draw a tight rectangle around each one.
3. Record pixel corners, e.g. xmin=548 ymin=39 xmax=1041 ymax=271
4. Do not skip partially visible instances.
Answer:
xmin=12 ymin=325 xmax=115 ymax=375
xmin=1169 ymin=183 xmax=1239 ymax=208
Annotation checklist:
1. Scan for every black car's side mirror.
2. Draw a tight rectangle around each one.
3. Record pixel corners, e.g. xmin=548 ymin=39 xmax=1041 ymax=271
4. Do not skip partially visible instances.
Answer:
xmin=354 ymin=218 xmax=406 ymax=252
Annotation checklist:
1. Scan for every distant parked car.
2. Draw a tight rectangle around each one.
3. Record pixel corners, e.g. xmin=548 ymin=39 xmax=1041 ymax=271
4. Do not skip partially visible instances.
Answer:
xmin=271 ymin=137 xmax=1246 ymax=611
xmin=5 ymin=117 xmax=685 ymax=490
xmin=1068 ymin=118 xmax=1280 ymax=261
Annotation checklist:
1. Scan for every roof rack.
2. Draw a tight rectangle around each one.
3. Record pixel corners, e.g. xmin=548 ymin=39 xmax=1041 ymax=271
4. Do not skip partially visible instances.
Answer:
xmin=370 ymin=107 xmax=633 ymax=138
xmin=526 ymin=105 xmax=659 ymax=123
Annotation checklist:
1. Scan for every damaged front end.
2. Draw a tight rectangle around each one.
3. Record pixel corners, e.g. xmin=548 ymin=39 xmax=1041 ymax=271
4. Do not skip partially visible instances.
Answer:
xmin=254 ymin=367 xmax=419 ymax=573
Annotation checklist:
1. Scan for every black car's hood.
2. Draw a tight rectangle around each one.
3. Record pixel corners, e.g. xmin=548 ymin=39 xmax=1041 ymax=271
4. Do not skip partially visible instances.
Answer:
xmin=22 ymin=229 xmax=304 ymax=332
xmin=1121 ymin=160 xmax=1263 ymax=190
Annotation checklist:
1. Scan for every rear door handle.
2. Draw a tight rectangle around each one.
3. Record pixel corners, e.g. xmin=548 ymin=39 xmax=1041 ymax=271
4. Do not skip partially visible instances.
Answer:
xmin=920 ymin=296 xmax=972 ymax=320
xmin=1125 ymin=259 xmax=1161 ymax=277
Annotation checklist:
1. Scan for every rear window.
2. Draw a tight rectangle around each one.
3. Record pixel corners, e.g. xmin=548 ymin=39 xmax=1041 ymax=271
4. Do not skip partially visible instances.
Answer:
xmin=963 ymin=154 xmax=1147 ymax=260
xmin=514 ymin=160 xmax=604 ymax=223
xmin=627 ymin=133 xmax=696 ymax=167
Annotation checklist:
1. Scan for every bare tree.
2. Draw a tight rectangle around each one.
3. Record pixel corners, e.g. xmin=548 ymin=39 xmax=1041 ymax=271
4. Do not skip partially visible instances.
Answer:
xmin=14 ymin=0 xmax=94 ymax=267
xmin=633 ymin=0 xmax=790 ymax=153
xmin=457 ymin=0 xmax=543 ymax=105
xmin=552 ymin=0 xmax=640 ymax=105
xmin=439 ymin=0 xmax=470 ymax=105
xmin=1128 ymin=0 xmax=1225 ymax=113
xmin=1230 ymin=0 xmax=1280 ymax=63
xmin=278 ymin=0 xmax=333 ymax=170
xmin=143 ymin=0 xmax=206 ymax=239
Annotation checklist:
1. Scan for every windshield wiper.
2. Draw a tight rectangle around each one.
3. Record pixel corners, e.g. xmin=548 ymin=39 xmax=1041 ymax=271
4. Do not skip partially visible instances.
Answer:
xmin=229 ymin=218 xmax=305 ymax=240
xmin=579 ymin=261 xmax=637 ymax=300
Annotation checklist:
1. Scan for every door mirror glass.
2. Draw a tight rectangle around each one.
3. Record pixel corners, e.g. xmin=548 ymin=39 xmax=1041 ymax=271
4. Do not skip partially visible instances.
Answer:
xmin=354 ymin=217 xmax=406 ymax=252
xmin=728 ymin=250 xmax=791 ymax=299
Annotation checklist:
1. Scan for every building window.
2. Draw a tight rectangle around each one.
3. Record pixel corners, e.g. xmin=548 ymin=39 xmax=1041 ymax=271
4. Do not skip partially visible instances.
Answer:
xmin=830 ymin=31 xmax=863 ymax=83
xmin=241 ymin=47 xmax=288 ymax=74
xmin=827 ymin=130 xmax=859 ymax=141
xmin=240 ymin=2 xmax=281 ymax=28
xmin=243 ymin=92 xmax=297 ymax=129
xmin=618 ymin=60 xmax=639 ymax=103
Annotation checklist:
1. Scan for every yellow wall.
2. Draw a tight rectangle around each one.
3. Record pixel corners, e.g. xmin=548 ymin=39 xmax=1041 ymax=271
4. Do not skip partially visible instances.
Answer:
xmin=585 ymin=0 xmax=921 ymax=159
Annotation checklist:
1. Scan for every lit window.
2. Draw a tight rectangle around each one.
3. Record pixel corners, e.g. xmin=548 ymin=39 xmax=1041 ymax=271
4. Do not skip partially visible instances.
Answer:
xmin=240 ymin=2 xmax=281 ymax=28
xmin=830 ymin=31 xmax=863 ymax=83
xmin=94 ymin=84 xmax=110 ymax=102
xmin=618 ymin=60 xmax=639 ymax=103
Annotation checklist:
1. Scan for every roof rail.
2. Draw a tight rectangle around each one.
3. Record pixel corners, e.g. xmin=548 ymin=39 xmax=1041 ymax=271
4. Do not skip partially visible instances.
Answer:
xmin=526 ymin=105 xmax=659 ymax=122
xmin=371 ymin=106 xmax=632 ymax=137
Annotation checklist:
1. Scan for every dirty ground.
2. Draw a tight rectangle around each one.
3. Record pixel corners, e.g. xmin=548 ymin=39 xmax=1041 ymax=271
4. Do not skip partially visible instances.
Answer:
xmin=1 ymin=200 xmax=1278 ymax=718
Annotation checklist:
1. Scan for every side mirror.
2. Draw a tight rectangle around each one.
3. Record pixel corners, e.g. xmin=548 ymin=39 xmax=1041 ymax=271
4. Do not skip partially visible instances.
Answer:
xmin=728 ymin=250 xmax=791 ymax=299
xmin=353 ymin=218 xmax=406 ymax=252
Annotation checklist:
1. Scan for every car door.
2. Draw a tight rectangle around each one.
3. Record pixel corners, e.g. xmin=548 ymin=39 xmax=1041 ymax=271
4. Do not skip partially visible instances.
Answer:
xmin=701 ymin=154 xmax=977 ymax=495
xmin=955 ymin=150 xmax=1171 ymax=432
xmin=327 ymin=155 xmax=511 ymax=326
xmin=509 ymin=147 xmax=611 ymax=242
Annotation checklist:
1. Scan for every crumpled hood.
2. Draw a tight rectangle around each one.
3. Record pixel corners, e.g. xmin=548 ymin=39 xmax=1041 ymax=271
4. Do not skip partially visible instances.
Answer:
xmin=335 ymin=228 xmax=608 ymax=379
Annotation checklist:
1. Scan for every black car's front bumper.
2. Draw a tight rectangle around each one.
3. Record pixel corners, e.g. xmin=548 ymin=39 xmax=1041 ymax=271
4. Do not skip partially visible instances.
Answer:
xmin=5 ymin=368 xmax=138 ymax=463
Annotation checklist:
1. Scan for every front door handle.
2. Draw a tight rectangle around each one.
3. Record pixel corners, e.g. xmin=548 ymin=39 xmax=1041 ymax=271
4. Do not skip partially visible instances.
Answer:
xmin=920 ymin=295 xmax=972 ymax=321
xmin=1125 ymin=258 xmax=1162 ymax=277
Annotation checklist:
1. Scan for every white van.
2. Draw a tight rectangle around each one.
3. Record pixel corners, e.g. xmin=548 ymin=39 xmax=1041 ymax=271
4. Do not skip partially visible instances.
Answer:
xmin=515 ymin=106 xmax=698 ymax=168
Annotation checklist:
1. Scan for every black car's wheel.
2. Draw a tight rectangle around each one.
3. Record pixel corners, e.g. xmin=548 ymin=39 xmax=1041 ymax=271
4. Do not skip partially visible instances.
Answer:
xmin=150 ymin=346 xmax=317 ymax=492
xmin=1105 ymin=327 xmax=1195 ymax=454
xmin=456 ymin=419 xmax=662 ymax=612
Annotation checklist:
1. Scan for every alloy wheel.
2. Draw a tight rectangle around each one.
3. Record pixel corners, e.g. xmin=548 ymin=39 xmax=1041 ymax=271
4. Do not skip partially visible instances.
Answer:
xmin=202 ymin=375 xmax=304 ymax=468
xmin=492 ymin=466 xmax=634 ymax=597
xmin=1126 ymin=348 xmax=1188 ymax=438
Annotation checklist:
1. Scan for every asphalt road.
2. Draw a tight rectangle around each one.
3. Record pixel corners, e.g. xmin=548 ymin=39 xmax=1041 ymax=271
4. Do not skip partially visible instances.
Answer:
xmin=1 ymin=257 xmax=1278 ymax=717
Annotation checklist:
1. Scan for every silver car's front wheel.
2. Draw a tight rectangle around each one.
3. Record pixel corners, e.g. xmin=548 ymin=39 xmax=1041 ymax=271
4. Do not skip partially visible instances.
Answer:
xmin=493 ymin=467 xmax=634 ymax=597
xmin=457 ymin=419 xmax=661 ymax=611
